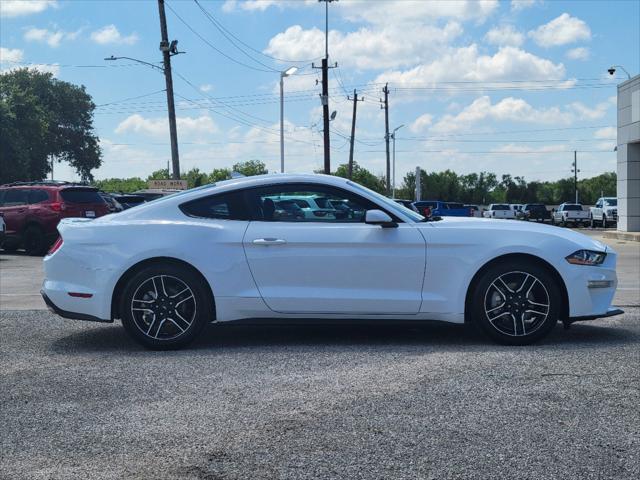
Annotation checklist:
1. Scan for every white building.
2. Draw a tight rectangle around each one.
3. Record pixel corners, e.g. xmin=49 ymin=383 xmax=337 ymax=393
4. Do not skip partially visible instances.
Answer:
xmin=617 ymin=74 xmax=640 ymax=232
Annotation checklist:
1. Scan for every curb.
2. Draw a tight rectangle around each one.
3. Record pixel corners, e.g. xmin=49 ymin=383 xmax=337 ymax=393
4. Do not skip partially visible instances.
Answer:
xmin=602 ymin=231 xmax=640 ymax=242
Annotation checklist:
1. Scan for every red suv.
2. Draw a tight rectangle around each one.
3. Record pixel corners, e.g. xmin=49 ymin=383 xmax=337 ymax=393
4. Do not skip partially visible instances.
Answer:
xmin=0 ymin=182 xmax=109 ymax=255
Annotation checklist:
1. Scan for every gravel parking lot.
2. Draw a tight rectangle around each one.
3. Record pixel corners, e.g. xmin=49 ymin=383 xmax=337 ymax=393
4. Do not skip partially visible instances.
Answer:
xmin=1 ymin=229 xmax=638 ymax=479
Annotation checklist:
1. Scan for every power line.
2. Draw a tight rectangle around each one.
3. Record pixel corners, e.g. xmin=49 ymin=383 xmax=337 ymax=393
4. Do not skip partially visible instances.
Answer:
xmin=165 ymin=1 xmax=278 ymax=73
xmin=192 ymin=0 xmax=321 ymax=64
xmin=96 ymin=89 xmax=167 ymax=107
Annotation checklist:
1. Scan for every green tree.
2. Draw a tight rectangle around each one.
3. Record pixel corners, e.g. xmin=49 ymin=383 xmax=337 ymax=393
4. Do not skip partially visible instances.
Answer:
xmin=0 ymin=68 xmax=101 ymax=183
xmin=232 ymin=160 xmax=267 ymax=176
xmin=209 ymin=168 xmax=231 ymax=182
xmin=94 ymin=177 xmax=147 ymax=193
xmin=182 ymin=167 xmax=208 ymax=188
xmin=333 ymin=161 xmax=386 ymax=194
xmin=147 ymin=168 xmax=170 ymax=180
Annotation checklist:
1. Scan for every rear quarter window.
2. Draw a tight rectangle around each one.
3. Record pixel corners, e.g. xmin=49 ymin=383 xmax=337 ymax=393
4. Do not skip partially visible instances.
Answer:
xmin=180 ymin=191 xmax=249 ymax=220
xmin=60 ymin=189 xmax=105 ymax=204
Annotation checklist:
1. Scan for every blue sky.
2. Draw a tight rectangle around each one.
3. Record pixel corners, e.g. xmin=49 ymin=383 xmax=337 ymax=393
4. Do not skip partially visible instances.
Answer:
xmin=1 ymin=0 xmax=639 ymax=184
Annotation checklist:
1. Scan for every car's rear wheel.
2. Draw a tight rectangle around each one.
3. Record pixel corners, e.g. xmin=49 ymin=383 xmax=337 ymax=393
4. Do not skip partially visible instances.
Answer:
xmin=119 ymin=263 xmax=212 ymax=349
xmin=471 ymin=261 xmax=561 ymax=345
xmin=23 ymin=226 xmax=46 ymax=256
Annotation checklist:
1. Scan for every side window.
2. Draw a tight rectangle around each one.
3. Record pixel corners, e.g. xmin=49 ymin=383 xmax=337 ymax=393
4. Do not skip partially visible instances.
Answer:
xmin=29 ymin=189 xmax=49 ymax=204
xmin=247 ymin=184 xmax=378 ymax=223
xmin=179 ymin=191 xmax=248 ymax=220
xmin=3 ymin=189 xmax=28 ymax=206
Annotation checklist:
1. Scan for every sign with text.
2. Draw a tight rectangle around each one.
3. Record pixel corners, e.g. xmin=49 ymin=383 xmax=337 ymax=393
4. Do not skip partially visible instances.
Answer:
xmin=148 ymin=179 xmax=188 ymax=190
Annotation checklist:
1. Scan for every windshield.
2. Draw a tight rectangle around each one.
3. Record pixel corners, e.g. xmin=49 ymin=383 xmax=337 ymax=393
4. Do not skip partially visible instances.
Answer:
xmin=347 ymin=181 xmax=424 ymax=222
xmin=604 ymin=199 xmax=617 ymax=206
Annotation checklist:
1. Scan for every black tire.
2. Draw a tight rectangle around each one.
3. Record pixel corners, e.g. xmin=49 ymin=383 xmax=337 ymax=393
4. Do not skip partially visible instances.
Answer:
xmin=1 ymin=242 xmax=19 ymax=252
xmin=589 ymin=215 xmax=595 ymax=228
xmin=602 ymin=215 xmax=608 ymax=228
xmin=23 ymin=226 xmax=46 ymax=256
xmin=119 ymin=263 xmax=213 ymax=350
xmin=471 ymin=260 xmax=561 ymax=346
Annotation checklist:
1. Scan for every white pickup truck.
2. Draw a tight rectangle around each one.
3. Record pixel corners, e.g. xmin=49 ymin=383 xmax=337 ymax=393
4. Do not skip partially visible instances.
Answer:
xmin=552 ymin=203 xmax=590 ymax=227
xmin=483 ymin=204 xmax=516 ymax=219
xmin=589 ymin=197 xmax=618 ymax=228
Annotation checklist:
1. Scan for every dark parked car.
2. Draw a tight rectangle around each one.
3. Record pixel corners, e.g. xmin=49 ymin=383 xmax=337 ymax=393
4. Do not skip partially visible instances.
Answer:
xmin=99 ymin=192 xmax=123 ymax=213
xmin=110 ymin=194 xmax=147 ymax=210
xmin=522 ymin=203 xmax=551 ymax=222
xmin=0 ymin=182 xmax=109 ymax=255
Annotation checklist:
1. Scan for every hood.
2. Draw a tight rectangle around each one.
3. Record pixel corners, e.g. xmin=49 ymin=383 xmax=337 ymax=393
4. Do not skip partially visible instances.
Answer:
xmin=428 ymin=216 xmax=608 ymax=252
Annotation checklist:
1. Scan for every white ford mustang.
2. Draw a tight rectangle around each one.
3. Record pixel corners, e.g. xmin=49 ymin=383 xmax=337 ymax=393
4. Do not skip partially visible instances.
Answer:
xmin=42 ymin=174 xmax=622 ymax=349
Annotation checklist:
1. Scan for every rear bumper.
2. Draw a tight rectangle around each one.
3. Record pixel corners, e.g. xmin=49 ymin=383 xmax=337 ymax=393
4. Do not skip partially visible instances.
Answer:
xmin=41 ymin=290 xmax=112 ymax=323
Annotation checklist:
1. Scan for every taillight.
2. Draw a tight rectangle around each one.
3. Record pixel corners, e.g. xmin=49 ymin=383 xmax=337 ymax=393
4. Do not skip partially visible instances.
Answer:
xmin=50 ymin=202 xmax=66 ymax=212
xmin=48 ymin=237 xmax=63 ymax=255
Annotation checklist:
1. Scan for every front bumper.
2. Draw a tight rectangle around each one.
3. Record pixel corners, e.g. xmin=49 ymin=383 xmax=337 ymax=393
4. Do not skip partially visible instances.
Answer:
xmin=41 ymin=290 xmax=112 ymax=323
xmin=568 ymin=307 xmax=624 ymax=322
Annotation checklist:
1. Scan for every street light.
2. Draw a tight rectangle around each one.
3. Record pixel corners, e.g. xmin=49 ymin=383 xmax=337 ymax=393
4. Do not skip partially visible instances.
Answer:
xmin=608 ymin=65 xmax=631 ymax=80
xmin=280 ymin=66 xmax=298 ymax=173
xmin=391 ymin=124 xmax=404 ymax=198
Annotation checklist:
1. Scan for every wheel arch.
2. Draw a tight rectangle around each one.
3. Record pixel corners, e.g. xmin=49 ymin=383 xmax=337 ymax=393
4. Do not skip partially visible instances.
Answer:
xmin=110 ymin=256 xmax=215 ymax=321
xmin=464 ymin=253 xmax=569 ymax=323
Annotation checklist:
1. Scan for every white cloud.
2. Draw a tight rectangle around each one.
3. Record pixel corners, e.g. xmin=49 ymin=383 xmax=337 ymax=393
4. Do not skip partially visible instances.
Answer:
xmin=431 ymin=96 xmax=573 ymax=133
xmin=374 ymin=45 xmax=566 ymax=88
xmin=0 ymin=48 xmax=59 ymax=75
xmin=266 ymin=22 xmax=463 ymax=70
xmin=0 ymin=0 xmax=56 ymax=18
xmin=200 ymin=84 xmax=214 ymax=93
xmin=409 ymin=114 xmax=434 ymax=133
xmin=594 ymin=127 xmax=616 ymax=139
xmin=565 ymin=47 xmax=590 ymax=61
xmin=484 ymin=25 xmax=524 ymax=47
xmin=569 ymin=100 xmax=613 ymax=121
xmin=90 ymin=25 xmax=138 ymax=46
xmin=529 ymin=13 xmax=591 ymax=47
xmin=23 ymin=27 xmax=81 ymax=47
xmin=0 ymin=47 xmax=24 ymax=63
xmin=115 ymin=114 xmax=218 ymax=137
xmin=511 ymin=0 xmax=541 ymax=12
xmin=339 ymin=0 xmax=499 ymax=25
xmin=431 ymin=95 xmax=616 ymax=133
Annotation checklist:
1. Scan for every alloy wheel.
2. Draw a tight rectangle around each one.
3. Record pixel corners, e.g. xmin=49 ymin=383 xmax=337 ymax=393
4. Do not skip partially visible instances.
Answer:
xmin=130 ymin=275 xmax=197 ymax=340
xmin=483 ymin=271 xmax=550 ymax=337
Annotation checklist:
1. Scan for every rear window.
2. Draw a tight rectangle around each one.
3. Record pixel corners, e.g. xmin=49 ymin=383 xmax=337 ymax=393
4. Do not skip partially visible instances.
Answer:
xmin=60 ymin=189 xmax=105 ymax=204
xmin=492 ymin=204 xmax=510 ymax=210
xmin=562 ymin=204 xmax=583 ymax=211
xmin=446 ymin=203 xmax=464 ymax=209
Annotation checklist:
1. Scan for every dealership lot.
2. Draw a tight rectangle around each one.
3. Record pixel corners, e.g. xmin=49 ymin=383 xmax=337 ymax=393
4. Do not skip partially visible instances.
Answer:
xmin=0 ymin=230 xmax=638 ymax=479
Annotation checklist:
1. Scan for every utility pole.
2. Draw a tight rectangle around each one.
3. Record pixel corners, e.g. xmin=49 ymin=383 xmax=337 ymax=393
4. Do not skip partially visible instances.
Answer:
xmin=158 ymin=0 xmax=180 ymax=180
xmin=415 ymin=166 xmax=422 ymax=202
xmin=572 ymin=150 xmax=580 ymax=203
xmin=382 ymin=83 xmax=391 ymax=195
xmin=317 ymin=0 xmax=337 ymax=174
xmin=347 ymin=89 xmax=363 ymax=179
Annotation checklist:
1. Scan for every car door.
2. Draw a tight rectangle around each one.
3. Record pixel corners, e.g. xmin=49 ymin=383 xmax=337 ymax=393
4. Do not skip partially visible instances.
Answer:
xmin=242 ymin=183 xmax=426 ymax=315
xmin=0 ymin=189 xmax=29 ymax=236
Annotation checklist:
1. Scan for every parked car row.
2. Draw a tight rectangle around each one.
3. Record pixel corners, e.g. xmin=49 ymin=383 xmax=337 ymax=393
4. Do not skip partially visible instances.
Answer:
xmin=393 ymin=198 xmax=617 ymax=229
xmin=0 ymin=181 xmax=177 ymax=255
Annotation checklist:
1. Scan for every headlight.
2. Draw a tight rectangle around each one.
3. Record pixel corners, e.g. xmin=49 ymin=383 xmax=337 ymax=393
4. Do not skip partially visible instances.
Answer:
xmin=566 ymin=250 xmax=606 ymax=265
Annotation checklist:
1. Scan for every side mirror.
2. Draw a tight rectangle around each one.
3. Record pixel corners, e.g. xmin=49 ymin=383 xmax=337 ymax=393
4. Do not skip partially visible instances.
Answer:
xmin=365 ymin=209 xmax=397 ymax=228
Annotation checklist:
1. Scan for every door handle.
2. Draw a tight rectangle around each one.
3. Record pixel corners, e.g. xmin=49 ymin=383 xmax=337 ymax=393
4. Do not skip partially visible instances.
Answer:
xmin=253 ymin=238 xmax=287 ymax=245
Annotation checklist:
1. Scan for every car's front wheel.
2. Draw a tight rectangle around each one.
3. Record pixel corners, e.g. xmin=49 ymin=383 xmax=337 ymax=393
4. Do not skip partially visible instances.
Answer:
xmin=119 ymin=263 xmax=212 ymax=349
xmin=471 ymin=261 xmax=561 ymax=345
